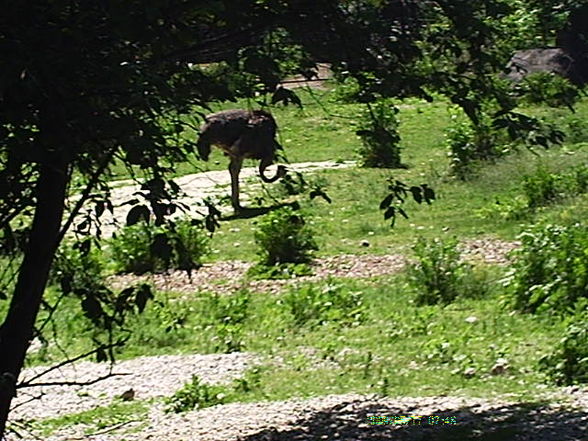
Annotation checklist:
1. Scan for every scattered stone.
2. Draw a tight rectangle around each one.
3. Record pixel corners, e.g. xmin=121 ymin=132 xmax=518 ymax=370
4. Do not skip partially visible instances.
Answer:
xmin=463 ymin=367 xmax=477 ymax=378
xmin=491 ymin=358 xmax=510 ymax=376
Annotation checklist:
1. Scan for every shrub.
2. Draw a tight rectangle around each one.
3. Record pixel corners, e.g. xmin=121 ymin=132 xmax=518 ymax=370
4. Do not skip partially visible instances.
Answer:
xmin=522 ymin=166 xmax=560 ymax=209
xmin=407 ymin=237 xmax=472 ymax=305
xmin=446 ymin=116 xmax=505 ymax=179
xmin=253 ymin=206 xmax=317 ymax=267
xmin=165 ymin=375 xmax=227 ymax=413
xmin=539 ymin=307 xmax=588 ymax=385
xmin=51 ymin=239 xmax=105 ymax=294
xmin=110 ymin=218 xmax=209 ymax=274
xmin=506 ymin=223 xmax=588 ymax=315
xmin=356 ymin=100 xmax=403 ymax=168
xmin=516 ymin=72 xmax=582 ymax=109
xmin=283 ymin=281 xmax=364 ymax=327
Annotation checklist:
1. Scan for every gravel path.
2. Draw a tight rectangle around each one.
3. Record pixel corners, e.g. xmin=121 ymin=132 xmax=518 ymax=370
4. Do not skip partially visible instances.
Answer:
xmin=14 ymin=390 xmax=588 ymax=441
xmin=110 ymin=238 xmax=519 ymax=296
xmin=11 ymin=353 xmax=258 ymax=422
xmin=87 ymin=160 xmax=355 ymax=237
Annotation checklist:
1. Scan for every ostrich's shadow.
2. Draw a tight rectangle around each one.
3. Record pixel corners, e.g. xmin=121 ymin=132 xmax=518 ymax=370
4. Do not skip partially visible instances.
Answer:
xmin=221 ymin=201 xmax=300 ymax=221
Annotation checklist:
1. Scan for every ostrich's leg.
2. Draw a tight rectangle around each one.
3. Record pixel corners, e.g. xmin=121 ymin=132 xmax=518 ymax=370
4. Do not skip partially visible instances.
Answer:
xmin=228 ymin=156 xmax=244 ymax=210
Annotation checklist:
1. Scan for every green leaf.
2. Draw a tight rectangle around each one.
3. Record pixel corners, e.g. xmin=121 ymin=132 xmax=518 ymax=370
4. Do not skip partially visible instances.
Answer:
xmin=409 ymin=186 xmax=423 ymax=204
xmin=135 ymin=284 xmax=153 ymax=313
xmin=126 ymin=205 xmax=150 ymax=226
xmin=384 ymin=206 xmax=396 ymax=220
xmin=379 ymin=193 xmax=395 ymax=210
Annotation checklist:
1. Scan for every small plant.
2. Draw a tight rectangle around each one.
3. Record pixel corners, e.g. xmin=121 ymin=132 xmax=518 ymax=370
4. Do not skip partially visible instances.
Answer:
xmin=110 ymin=217 xmax=209 ymax=274
xmin=356 ymin=100 xmax=404 ymax=168
xmin=475 ymin=196 xmax=530 ymax=221
xmin=247 ymin=262 xmax=312 ymax=280
xmin=252 ymin=206 xmax=317 ymax=267
xmin=407 ymin=237 xmax=472 ymax=305
xmin=202 ymin=290 xmax=250 ymax=353
xmin=539 ymin=307 xmax=588 ymax=385
xmin=505 ymin=223 xmax=588 ymax=315
xmin=165 ymin=376 xmax=227 ymax=413
xmin=283 ymin=281 xmax=364 ymax=327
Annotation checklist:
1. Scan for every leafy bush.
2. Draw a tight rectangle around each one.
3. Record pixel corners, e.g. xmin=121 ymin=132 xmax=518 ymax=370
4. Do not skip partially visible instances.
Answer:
xmin=165 ymin=375 xmax=227 ymax=413
xmin=506 ymin=223 xmax=588 ymax=315
xmin=110 ymin=218 xmax=209 ymax=274
xmin=522 ymin=166 xmax=560 ymax=208
xmin=539 ymin=307 xmax=588 ymax=385
xmin=253 ymin=206 xmax=317 ymax=267
xmin=445 ymin=116 xmax=505 ymax=179
xmin=356 ymin=100 xmax=403 ymax=168
xmin=283 ymin=281 xmax=364 ymax=327
xmin=51 ymin=239 xmax=105 ymax=294
xmin=516 ymin=72 xmax=582 ymax=109
xmin=477 ymin=165 xmax=588 ymax=221
xmin=407 ymin=237 xmax=473 ymax=305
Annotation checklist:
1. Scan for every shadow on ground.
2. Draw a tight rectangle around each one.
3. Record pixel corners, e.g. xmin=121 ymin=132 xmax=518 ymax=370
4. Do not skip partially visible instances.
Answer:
xmin=239 ymin=399 xmax=587 ymax=441
xmin=222 ymin=202 xmax=300 ymax=221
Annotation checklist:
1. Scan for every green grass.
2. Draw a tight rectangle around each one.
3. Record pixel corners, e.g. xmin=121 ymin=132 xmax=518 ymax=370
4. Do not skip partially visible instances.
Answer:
xmin=31 ymin=400 xmax=150 ymax=438
xmin=28 ymin=273 xmax=564 ymax=401
xmin=5 ymin=88 xmax=588 ymax=435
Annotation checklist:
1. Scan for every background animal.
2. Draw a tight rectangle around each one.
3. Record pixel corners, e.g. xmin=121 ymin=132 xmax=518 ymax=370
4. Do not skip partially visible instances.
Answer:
xmin=197 ymin=109 xmax=287 ymax=211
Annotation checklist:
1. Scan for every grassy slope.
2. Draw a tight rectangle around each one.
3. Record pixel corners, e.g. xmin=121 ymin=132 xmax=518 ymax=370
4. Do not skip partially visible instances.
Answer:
xmin=7 ymin=88 xmax=588 ymax=434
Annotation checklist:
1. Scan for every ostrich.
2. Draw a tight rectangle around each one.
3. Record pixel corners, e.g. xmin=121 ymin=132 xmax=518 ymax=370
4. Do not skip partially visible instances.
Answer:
xmin=197 ymin=109 xmax=287 ymax=211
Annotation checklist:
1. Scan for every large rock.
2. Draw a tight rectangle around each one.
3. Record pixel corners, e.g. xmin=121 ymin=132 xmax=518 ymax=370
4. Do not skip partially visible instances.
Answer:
xmin=506 ymin=48 xmax=586 ymax=85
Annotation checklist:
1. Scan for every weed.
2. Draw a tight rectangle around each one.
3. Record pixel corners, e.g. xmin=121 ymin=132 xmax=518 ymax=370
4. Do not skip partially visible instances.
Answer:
xmin=202 ymin=290 xmax=250 ymax=353
xmin=283 ymin=281 xmax=364 ymax=327
xmin=356 ymin=100 xmax=404 ymax=168
xmin=445 ymin=115 xmax=505 ymax=179
xmin=505 ymin=223 xmax=588 ymax=315
xmin=522 ymin=166 xmax=560 ymax=208
xmin=50 ymin=239 xmax=105 ymax=294
xmin=407 ymin=237 xmax=472 ymax=305
xmin=165 ymin=375 xmax=228 ymax=412
xmin=247 ymin=262 xmax=312 ymax=280
xmin=516 ymin=72 xmax=582 ymax=109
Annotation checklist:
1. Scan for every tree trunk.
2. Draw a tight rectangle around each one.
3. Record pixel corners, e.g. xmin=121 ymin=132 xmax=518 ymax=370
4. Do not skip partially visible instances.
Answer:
xmin=0 ymin=154 xmax=69 ymax=438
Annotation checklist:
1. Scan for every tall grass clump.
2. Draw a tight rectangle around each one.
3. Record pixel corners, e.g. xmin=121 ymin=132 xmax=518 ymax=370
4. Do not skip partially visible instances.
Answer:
xmin=407 ymin=237 xmax=489 ymax=305
xmin=283 ymin=281 xmax=364 ymax=327
xmin=505 ymin=223 xmax=588 ymax=315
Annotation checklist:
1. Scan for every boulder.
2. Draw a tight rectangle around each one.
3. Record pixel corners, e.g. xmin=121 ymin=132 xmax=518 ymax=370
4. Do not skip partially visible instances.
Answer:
xmin=506 ymin=48 xmax=586 ymax=85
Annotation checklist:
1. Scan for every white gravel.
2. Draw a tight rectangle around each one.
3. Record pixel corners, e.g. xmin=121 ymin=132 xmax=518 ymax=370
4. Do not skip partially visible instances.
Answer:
xmin=15 ymin=391 xmax=588 ymax=441
xmin=11 ymin=352 xmax=258 ymax=422
xmin=80 ymin=160 xmax=355 ymax=237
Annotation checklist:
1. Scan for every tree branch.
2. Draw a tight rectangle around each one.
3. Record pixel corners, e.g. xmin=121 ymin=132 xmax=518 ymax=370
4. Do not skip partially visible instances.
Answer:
xmin=17 ymin=341 xmax=125 ymax=388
